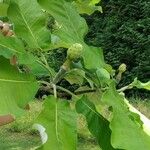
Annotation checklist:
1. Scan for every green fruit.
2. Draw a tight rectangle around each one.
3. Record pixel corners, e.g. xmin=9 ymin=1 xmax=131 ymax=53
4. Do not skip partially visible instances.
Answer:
xmin=118 ymin=63 xmax=127 ymax=73
xmin=67 ymin=43 xmax=83 ymax=61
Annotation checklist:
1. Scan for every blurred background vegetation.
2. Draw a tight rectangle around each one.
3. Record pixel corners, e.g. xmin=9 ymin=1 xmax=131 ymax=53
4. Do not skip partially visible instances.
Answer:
xmin=84 ymin=0 xmax=150 ymax=98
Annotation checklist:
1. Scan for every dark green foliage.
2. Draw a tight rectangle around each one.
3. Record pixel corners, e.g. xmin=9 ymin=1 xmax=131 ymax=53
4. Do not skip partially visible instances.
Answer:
xmin=48 ymin=48 xmax=67 ymax=72
xmin=85 ymin=0 xmax=150 ymax=98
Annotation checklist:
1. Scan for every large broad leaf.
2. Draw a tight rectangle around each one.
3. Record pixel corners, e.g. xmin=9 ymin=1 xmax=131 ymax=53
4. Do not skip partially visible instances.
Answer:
xmin=19 ymin=53 xmax=55 ymax=77
xmin=38 ymin=0 xmax=104 ymax=69
xmin=124 ymin=99 xmax=150 ymax=137
xmin=7 ymin=0 xmax=51 ymax=49
xmin=35 ymin=96 xmax=77 ymax=150
xmin=101 ymin=82 xmax=150 ymax=150
xmin=76 ymin=96 xmax=116 ymax=150
xmin=0 ymin=35 xmax=51 ymax=76
xmin=0 ymin=57 xmax=39 ymax=116
xmin=0 ymin=34 xmax=25 ymax=59
xmin=64 ymin=69 xmax=85 ymax=85
xmin=73 ymin=0 xmax=102 ymax=15
xmin=0 ymin=2 xmax=9 ymax=16
xmin=131 ymin=78 xmax=150 ymax=91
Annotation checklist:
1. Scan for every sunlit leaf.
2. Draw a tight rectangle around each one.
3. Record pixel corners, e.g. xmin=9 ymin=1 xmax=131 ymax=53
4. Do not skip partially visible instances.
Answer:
xmin=0 ymin=3 xmax=9 ymax=16
xmin=0 ymin=57 xmax=39 ymax=117
xmin=8 ymin=0 xmax=51 ymax=49
xmin=76 ymin=96 xmax=115 ymax=150
xmin=0 ymin=34 xmax=25 ymax=59
xmin=0 ymin=35 xmax=51 ymax=76
xmin=73 ymin=0 xmax=102 ymax=15
xmin=131 ymin=78 xmax=150 ymax=91
xmin=64 ymin=69 xmax=86 ymax=85
xmin=102 ymin=82 xmax=150 ymax=150
xmin=35 ymin=96 xmax=77 ymax=150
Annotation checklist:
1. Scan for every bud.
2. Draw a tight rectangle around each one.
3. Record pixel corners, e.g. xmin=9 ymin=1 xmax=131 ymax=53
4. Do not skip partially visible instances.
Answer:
xmin=118 ymin=63 xmax=127 ymax=73
xmin=67 ymin=43 xmax=83 ymax=61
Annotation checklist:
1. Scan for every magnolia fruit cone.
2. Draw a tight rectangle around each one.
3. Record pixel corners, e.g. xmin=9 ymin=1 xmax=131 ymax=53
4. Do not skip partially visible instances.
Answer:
xmin=118 ymin=63 xmax=127 ymax=73
xmin=67 ymin=43 xmax=83 ymax=61
xmin=116 ymin=63 xmax=127 ymax=83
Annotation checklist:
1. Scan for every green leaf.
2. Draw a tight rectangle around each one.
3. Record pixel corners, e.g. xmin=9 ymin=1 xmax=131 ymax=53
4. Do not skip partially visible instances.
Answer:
xmin=96 ymin=67 xmax=110 ymax=85
xmin=131 ymin=78 xmax=150 ymax=90
xmin=0 ymin=57 xmax=39 ymax=116
xmin=35 ymin=96 xmax=77 ymax=150
xmin=0 ymin=3 xmax=9 ymax=16
xmin=102 ymin=82 xmax=150 ymax=150
xmin=7 ymin=0 xmax=51 ymax=49
xmin=20 ymin=54 xmax=52 ymax=76
xmin=96 ymin=68 xmax=110 ymax=80
xmin=124 ymin=99 xmax=150 ymax=137
xmin=84 ymin=45 xmax=104 ymax=69
xmin=75 ymin=86 xmax=101 ymax=104
xmin=73 ymin=0 xmax=102 ymax=15
xmin=64 ymin=69 xmax=85 ymax=85
xmin=27 ymin=60 xmax=50 ymax=76
xmin=38 ymin=0 xmax=105 ymax=69
xmin=0 ymin=34 xmax=25 ymax=59
xmin=38 ymin=0 xmax=88 ymax=44
xmin=0 ymin=35 xmax=51 ymax=76
xmin=76 ymin=96 xmax=115 ymax=150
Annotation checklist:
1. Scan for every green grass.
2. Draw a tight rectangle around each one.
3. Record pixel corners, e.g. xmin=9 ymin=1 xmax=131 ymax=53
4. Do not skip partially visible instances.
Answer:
xmin=0 ymin=98 xmax=150 ymax=150
xmin=130 ymin=98 xmax=150 ymax=119
xmin=0 ymin=101 xmax=42 ymax=150
xmin=0 ymin=128 xmax=41 ymax=150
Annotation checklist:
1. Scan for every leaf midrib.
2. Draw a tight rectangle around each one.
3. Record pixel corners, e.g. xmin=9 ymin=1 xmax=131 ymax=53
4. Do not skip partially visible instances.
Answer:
xmin=19 ymin=10 xmax=40 ymax=49
xmin=0 ymin=78 xmax=32 ymax=83
xmin=0 ymin=43 xmax=23 ymax=54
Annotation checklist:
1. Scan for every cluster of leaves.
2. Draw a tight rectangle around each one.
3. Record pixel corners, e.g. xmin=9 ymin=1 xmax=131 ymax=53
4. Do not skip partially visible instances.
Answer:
xmin=85 ymin=0 xmax=150 ymax=97
xmin=0 ymin=0 xmax=150 ymax=150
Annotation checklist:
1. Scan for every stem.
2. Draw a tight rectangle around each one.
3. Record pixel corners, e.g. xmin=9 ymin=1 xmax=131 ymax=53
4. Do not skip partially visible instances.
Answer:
xmin=52 ymin=59 xmax=71 ymax=84
xmin=116 ymin=72 xmax=122 ymax=83
xmin=36 ymin=59 xmax=53 ymax=79
xmin=41 ymin=53 xmax=49 ymax=66
xmin=38 ymin=80 xmax=51 ymax=86
xmin=53 ymin=67 xmax=67 ymax=84
xmin=39 ymin=80 xmax=100 ymax=98
xmin=117 ymin=84 xmax=133 ymax=92
xmin=39 ymin=85 xmax=74 ymax=98
xmin=75 ymin=89 xmax=96 ymax=95
xmin=53 ymin=84 xmax=57 ymax=99
xmin=56 ymin=85 xmax=78 ymax=98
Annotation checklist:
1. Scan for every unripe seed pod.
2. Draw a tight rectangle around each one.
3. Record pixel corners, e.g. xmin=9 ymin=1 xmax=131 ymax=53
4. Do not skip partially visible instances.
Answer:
xmin=118 ymin=63 xmax=127 ymax=73
xmin=67 ymin=43 xmax=83 ymax=61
